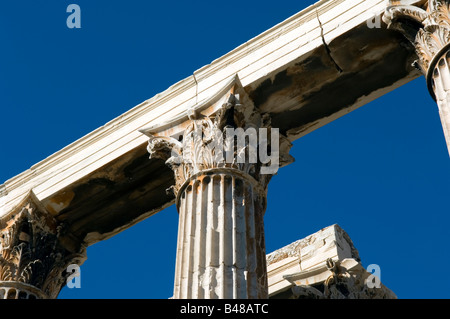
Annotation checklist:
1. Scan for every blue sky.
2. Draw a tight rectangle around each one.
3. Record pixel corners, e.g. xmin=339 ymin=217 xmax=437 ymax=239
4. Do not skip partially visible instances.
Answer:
xmin=1 ymin=1 xmax=449 ymax=299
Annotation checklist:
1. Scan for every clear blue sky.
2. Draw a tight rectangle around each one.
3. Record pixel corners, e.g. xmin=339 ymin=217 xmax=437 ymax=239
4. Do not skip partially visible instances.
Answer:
xmin=1 ymin=1 xmax=449 ymax=299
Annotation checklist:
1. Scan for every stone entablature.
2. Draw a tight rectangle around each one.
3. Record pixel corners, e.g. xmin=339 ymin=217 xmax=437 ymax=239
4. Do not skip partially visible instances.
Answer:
xmin=0 ymin=0 xmax=417 ymax=248
xmin=2 ymin=0 xmax=447 ymax=299
xmin=266 ymin=224 xmax=396 ymax=299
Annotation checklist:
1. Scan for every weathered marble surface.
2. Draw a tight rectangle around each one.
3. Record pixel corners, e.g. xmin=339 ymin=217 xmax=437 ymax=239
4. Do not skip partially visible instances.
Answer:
xmin=267 ymin=224 xmax=396 ymax=299
xmin=0 ymin=0 xmax=419 ymax=249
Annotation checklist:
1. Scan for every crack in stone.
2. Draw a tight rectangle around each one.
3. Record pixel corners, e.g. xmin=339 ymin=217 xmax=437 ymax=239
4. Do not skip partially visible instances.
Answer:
xmin=193 ymin=71 xmax=199 ymax=105
xmin=316 ymin=8 xmax=343 ymax=74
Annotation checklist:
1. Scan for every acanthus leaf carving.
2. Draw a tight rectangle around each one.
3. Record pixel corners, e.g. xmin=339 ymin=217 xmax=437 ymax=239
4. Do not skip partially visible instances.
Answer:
xmin=290 ymin=259 xmax=397 ymax=299
xmin=0 ymin=192 xmax=86 ymax=299
xmin=384 ymin=0 xmax=450 ymax=73
xmin=144 ymin=77 xmax=294 ymax=196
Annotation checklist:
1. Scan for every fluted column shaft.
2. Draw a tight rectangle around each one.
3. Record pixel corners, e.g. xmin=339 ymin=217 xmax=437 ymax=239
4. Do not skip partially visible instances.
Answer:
xmin=429 ymin=49 xmax=450 ymax=153
xmin=0 ymin=282 xmax=48 ymax=299
xmin=173 ymin=169 xmax=267 ymax=299
xmin=142 ymin=77 xmax=294 ymax=299
xmin=384 ymin=0 xmax=450 ymax=156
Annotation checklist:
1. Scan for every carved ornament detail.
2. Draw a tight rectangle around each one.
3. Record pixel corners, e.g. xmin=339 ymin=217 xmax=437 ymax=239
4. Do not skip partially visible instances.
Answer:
xmin=291 ymin=259 xmax=397 ymax=299
xmin=384 ymin=0 xmax=450 ymax=73
xmin=142 ymin=77 xmax=294 ymax=195
xmin=0 ymin=192 xmax=86 ymax=299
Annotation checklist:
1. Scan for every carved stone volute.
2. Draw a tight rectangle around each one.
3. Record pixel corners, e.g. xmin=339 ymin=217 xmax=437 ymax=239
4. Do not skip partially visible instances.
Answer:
xmin=140 ymin=75 xmax=295 ymax=299
xmin=384 ymin=0 xmax=450 ymax=157
xmin=384 ymin=1 xmax=450 ymax=96
xmin=0 ymin=192 xmax=86 ymax=299
xmin=142 ymin=75 xmax=294 ymax=197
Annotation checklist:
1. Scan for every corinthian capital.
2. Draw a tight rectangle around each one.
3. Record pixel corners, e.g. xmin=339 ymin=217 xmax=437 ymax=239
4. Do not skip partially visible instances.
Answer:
xmin=384 ymin=0 xmax=450 ymax=75
xmin=0 ymin=192 xmax=86 ymax=299
xmin=140 ymin=75 xmax=294 ymax=196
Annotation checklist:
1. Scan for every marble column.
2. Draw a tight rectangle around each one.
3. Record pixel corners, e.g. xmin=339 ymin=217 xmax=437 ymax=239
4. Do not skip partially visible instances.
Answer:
xmin=384 ymin=0 xmax=450 ymax=155
xmin=142 ymin=77 xmax=293 ymax=299
xmin=0 ymin=192 xmax=86 ymax=299
xmin=173 ymin=169 xmax=267 ymax=299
